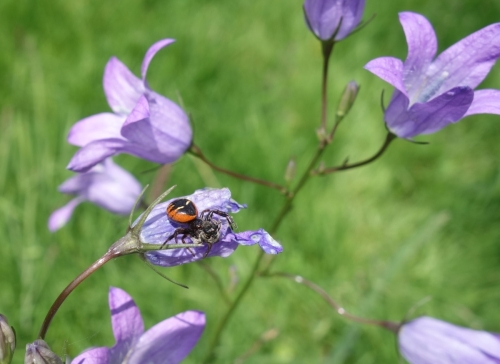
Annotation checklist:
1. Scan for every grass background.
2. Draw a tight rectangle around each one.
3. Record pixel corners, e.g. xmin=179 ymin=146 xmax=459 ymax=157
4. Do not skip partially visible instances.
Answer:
xmin=2 ymin=0 xmax=500 ymax=362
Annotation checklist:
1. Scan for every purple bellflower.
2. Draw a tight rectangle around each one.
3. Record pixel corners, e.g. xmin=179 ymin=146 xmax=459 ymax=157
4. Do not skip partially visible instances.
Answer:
xmin=398 ymin=316 xmax=500 ymax=364
xmin=67 ymin=39 xmax=192 ymax=173
xmin=72 ymin=287 xmax=205 ymax=364
xmin=139 ymin=188 xmax=283 ymax=267
xmin=365 ymin=12 xmax=500 ymax=138
xmin=49 ymin=159 xmax=141 ymax=232
xmin=304 ymin=0 xmax=365 ymax=41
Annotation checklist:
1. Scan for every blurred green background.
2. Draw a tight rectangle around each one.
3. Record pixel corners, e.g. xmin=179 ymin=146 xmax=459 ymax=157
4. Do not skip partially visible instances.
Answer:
xmin=2 ymin=0 xmax=500 ymax=362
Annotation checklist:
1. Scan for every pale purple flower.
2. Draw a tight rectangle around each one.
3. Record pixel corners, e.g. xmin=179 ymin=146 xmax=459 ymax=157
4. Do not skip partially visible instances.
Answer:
xmin=304 ymin=0 xmax=365 ymax=41
xmin=67 ymin=39 xmax=192 ymax=172
xmin=25 ymin=340 xmax=63 ymax=364
xmin=49 ymin=159 xmax=141 ymax=232
xmin=398 ymin=316 xmax=500 ymax=364
xmin=365 ymin=12 xmax=500 ymax=138
xmin=71 ymin=287 xmax=205 ymax=364
xmin=140 ymin=188 xmax=283 ymax=267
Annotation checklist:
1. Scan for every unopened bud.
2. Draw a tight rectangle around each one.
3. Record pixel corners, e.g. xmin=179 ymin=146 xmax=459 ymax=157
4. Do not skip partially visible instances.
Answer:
xmin=0 ymin=315 xmax=15 ymax=364
xmin=284 ymin=158 xmax=296 ymax=184
xmin=25 ymin=340 xmax=63 ymax=364
xmin=336 ymin=81 xmax=359 ymax=118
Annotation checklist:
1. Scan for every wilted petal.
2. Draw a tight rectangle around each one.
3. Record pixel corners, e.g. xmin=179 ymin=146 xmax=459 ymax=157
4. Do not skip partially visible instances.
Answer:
xmin=399 ymin=12 xmax=437 ymax=96
xmin=103 ymin=57 xmax=145 ymax=115
xmin=431 ymin=23 xmax=500 ymax=96
xmin=464 ymin=89 xmax=500 ymax=117
xmin=67 ymin=138 xmax=128 ymax=173
xmin=71 ymin=347 xmax=110 ymax=364
xmin=225 ymin=229 xmax=283 ymax=254
xmin=364 ymin=57 xmax=406 ymax=95
xmin=48 ymin=197 xmax=84 ymax=232
xmin=387 ymin=86 xmax=474 ymax=138
xmin=128 ymin=311 xmax=205 ymax=364
xmin=399 ymin=316 xmax=500 ymax=364
xmin=68 ymin=113 xmax=125 ymax=147
xmin=141 ymin=39 xmax=175 ymax=82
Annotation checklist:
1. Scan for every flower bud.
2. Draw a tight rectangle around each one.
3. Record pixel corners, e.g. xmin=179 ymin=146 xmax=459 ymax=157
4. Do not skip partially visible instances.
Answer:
xmin=336 ymin=81 xmax=359 ymax=118
xmin=284 ymin=158 xmax=296 ymax=184
xmin=0 ymin=315 xmax=15 ymax=364
xmin=25 ymin=340 xmax=63 ymax=364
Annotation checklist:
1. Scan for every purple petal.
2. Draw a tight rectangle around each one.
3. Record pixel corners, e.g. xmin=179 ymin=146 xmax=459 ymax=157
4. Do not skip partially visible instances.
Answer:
xmin=464 ymin=89 xmax=500 ymax=117
xmin=128 ymin=311 xmax=205 ymax=364
xmin=224 ymin=228 xmax=283 ymax=254
xmin=68 ymin=113 xmax=125 ymax=147
xmin=66 ymin=138 xmax=128 ymax=172
xmin=48 ymin=197 xmax=84 ymax=232
xmin=103 ymin=57 xmax=144 ymax=115
xmin=108 ymin=287 xmax=144 ymax=363
xmin=71 ymin=347 xmax=110 ymax=364
xmin=386 ymin=86 xmax=474 ymax=138
xmin=430 ymin=23 xmax=500 ymax=96
xmin=141 ymin=39 xmax=175 ymax=82
xmin=364 ymin=57 xmax=407 ymax=96
xmin=399 ymin=316 xmax=500 ymax=364
xmin=399 ymin=12 xmax=437 ymax=97
xmin=335 ymin=0 xmax=365 ymax=41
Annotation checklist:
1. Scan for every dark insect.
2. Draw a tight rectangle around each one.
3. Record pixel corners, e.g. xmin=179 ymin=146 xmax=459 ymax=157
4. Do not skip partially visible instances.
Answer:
xmin=162 ymin=198 xmax=237 ymax=257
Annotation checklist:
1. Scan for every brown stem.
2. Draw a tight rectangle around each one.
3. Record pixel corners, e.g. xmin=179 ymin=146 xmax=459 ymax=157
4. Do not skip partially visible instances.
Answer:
xmin=320 ymin=42 xmax=334 ymax=131
xmin=189 ymin=143 xmax=287 ymax=194
xmin=37 ymin=252 xmax=116 ymax=339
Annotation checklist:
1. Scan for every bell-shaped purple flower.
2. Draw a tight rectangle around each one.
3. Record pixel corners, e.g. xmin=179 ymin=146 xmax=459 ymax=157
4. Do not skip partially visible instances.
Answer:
xmin=67 ymin=39 xmax=192 ymax=172
xmin=365 ymin=12 xmax=500 ymax=138
xmin=49 ymin=159 xmax=141 ymax=232
xmin=304 ymin=0 xmax=365 ymax=41
xmin=398 ymin=316 xmax=500 ymax=364
xmin=140 ymin=188 xmax=283 ymax=267
xmin=71 ymin=287 xmax=205 ymax=364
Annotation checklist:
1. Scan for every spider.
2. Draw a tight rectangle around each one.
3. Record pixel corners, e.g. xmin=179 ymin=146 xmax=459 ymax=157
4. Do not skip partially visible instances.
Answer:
xmin=161 ymin=198 xmax=237 ymax=257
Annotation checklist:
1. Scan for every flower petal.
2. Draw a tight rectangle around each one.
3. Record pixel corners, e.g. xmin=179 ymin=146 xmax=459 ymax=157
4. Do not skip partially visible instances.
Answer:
xmin=304 ymin=0 xmax=343 ymax=41
xmin=71 ymin=347 xmax=110 ymax=364
xmin=464 ymin=89 xmax=500 ymax=117
xmin=399 ymin=12 xmax=437 ymax=97
xmin=336 ymin=0 xmax=365 ymax=41
xmin=128 ymin=311 xmax=205 ymax=364
xmin=103 ymin=57 xmax=144 ymax=115
xmin=386 ymin=86 xmax=473 ymax=138
xmin=225 ymin=229 xmax=283 ymax=254
xmin=48 ymin=197 xmax=84 ymax=232
xmin=364 ymin=57 xmax=407 ymax=96
xmin=108 ymin=287 xmax=144 ymax=362
xmin=431 ymin=23 xmax=500 ymax=96
xmin=141 ymin=39 xmax=175 ymax=82
xmin=66 ymin=138 xmax=128 ymax=173
xmin=68 ymin=113 xmax=125 ymax=147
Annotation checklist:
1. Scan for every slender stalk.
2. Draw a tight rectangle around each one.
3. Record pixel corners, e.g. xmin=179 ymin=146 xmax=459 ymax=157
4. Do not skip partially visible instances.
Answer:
xmin=320 ymin=42 xmax=334 ymax=132
xmin=38 ymin=252 xmax=117 ymax=339
xmin=197 ymin=261 xmax=232 ymax=306
xmin=313 ymin=132 xmax=396 ymax=175
xmin=190 ymin=143 xmax=287 ymax=194
xmin=266 ymin=272 xmax=399 ymax=332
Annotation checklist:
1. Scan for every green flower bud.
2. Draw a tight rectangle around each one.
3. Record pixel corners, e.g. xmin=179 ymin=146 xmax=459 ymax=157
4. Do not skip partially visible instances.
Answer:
xmin=0 ymin=315 xmax=15 ymax=364
xmin=336 ymin=81 xmax=359 ymax=118
xmin=24 ymin=340 xmax=63 ymax=364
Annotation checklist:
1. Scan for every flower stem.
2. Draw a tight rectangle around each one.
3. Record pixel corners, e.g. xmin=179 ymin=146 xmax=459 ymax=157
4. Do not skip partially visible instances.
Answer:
xmin=37 ymin=252 xmax=116 ymax=340
xmin=320 ymin=42 xmax=334 ymax=132
xmin=189 ymin=143 xmax=287 ymax=194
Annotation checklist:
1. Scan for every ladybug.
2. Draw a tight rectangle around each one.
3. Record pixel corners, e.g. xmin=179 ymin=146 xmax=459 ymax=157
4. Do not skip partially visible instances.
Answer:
xmin=162 ymin=198 xmax=237 ymax=257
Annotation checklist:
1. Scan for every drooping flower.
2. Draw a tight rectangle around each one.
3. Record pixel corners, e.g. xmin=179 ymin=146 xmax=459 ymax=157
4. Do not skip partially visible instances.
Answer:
xmin=49 ymin=159 xmax=141 ymax=232
xmin=398 ymin=316 xmax=500 ymax=364
xmin=139 ymin=188 xmax=283 ymax=267
xmin=0 ymin=315 xmax=15 ymax=364
xmin=25 ymin=340 xmax=63 ymax=364
xmin=67 ymin=39 xmax=192 ymax=172
xmin=304 ymin=0 xmax=365 ymax=41
xmin=71 ymin=287 xmax=205 ymax=364
xmin=365 ymin=12 xmax=500 ymax=138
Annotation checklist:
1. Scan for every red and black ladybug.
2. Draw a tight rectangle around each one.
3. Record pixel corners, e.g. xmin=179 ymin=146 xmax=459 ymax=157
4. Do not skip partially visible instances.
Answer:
xmin=162 ymin=198 xmax=237 ymax=257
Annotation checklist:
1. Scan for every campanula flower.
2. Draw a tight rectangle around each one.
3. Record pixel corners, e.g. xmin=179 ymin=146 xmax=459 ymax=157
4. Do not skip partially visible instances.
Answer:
xmin=49 ymin=159 xmax=141 ymax=232
xmin=140 ymin=188 xmax=283 ymax=267
xmin=398 ymin=316 xmax=500 ymax=364
xmin=365 ymin=12 xmax=500 ymax=138
xmin=71 ymin=287 xmax=205 ymax=364
xmin=304 ymin=0 xmax=365 ymax=41
xmin=67 ymin=39 xmax=192 ymax=172
xmin=0 ymin=315 xmax=15 ymax=364
xmin=25 ymin=340 xmax=62 ymax=364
